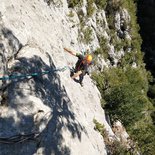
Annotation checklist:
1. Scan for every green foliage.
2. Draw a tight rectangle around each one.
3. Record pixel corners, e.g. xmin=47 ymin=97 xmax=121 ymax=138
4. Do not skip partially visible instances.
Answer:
xmin=115 ymin=38 xmax=131 ymax=52
xmin=109 ymin=140 xmax=130 ymax=155
xmin=67 ymin=0 xmax=83 ymax=8
xmin=94 ymin=0 xmax=107 ymax=9
xmin=106 ymin=14 xmax=115 ymax=29
xmin=121 ymin=0 xmax=142 ymax=52
xmin=93 ymin=118 xmax=130 ymax=154
xmin=86 ymin=0 xmax=107 ymax=17
xmin=94 ymin=48 xmax=109 ymax=60
xmin=78 ymin=14 xmax=93 ymax=45
xmin=106 ymin=0 xmax=122 ymax=15
xmin=92 ymin=0 xmax=155 ymax=154
xmin=105 ymin=86 xmax=150 ymax=126
xmin=109 ymin=29 xmax=126 ymax=52
xmin=99 ymin=36 xmax=108 ymax=48
xmin=87 ymin=0 xmax=96 ymax=17
xmin=120 ymin=50 xmax=144 ymax=67
xmin=93 ymin=119 xmax=105 ymax=136
xmin=105 ymin=0 xmax=142 ymax=64
xmin=91 ymin=71 xmax=106 ymax=94
xmin=94 ymin=36 xmax=109 ymax=59
xmin=68 ymin=10 xmax=74 ymax=18
xmin=93 ymin=66 xmax=155 ymax=154
xmin=130 ymin=122 xmax=155 ymax=155
xmin=82 ymin=27 xmax=93 ymax=44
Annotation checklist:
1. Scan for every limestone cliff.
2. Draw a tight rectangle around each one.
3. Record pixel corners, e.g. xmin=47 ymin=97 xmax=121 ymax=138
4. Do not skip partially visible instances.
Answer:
xmin=0 ymin=0 xmax=115 ymax=154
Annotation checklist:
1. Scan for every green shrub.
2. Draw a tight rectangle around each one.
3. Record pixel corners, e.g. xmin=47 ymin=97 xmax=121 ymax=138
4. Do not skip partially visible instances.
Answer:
xmin=87 ymin=0 xmax=96 ymax=17
xmin=93 ymin=119 xmax=105 ymax=136
xmin=121 ymin=0 xmax=142 ymax=53
xmin=91 ymin=72 xmax=105 ymax=94
xmin=93 ymin=118 xmax=130 ymax=154
xmin=130 ymin=122 xmax=155 ymax=155
xmin=94 ymin=36 xmax=109 ymax=59
xmin=67 ymin=0 xmax=83 ymax=8
xmin=82 ymin=27 xmax=93 ymax=44
xmin=106 ymin=14 xmax=115 ymax=29
xmin=68 ymin=10 xmax=74 ymax=18
xmin=104 ymin=85 xmax=150 ymax=126
xmin=94 ymin=0 xmax=107 ymax=9
xmin=92 ymin=0 xmax=155 ymax=154
xmin=94 ymin=47 xmax=109 ymax=60
xmin=109 ymin=140 xmax=130 ymax=155
xmin=93 ymin=66 xmax=155 ymax=154
xmin=106 ymin=0 xmax=122 ymax=15
xmin=99 ymin=36 xmax=108 ymax=47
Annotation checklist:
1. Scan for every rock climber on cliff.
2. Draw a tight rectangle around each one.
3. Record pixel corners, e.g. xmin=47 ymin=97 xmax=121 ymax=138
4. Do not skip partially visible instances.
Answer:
xmin=64 ymin=47 xmax=93 ymax=87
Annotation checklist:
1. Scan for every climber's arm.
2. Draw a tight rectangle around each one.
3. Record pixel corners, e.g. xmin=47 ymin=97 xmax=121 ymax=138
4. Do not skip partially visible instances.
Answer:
xmin=64 ymin=48 xmax=78 ymax=56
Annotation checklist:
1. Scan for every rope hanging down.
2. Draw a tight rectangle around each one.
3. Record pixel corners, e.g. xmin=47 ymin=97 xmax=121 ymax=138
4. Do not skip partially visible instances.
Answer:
xmin=0 ymin=66 xmax=68 ymax=81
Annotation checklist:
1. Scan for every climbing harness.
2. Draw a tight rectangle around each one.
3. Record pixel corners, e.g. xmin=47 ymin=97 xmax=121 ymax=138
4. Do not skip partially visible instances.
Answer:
xmin=0 ymin=66 xmax=68 ymax=81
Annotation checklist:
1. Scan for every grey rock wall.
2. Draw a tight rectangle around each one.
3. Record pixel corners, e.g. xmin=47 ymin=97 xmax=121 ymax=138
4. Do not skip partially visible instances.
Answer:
xmin=0 ymin=0 xmax=115 ymax=155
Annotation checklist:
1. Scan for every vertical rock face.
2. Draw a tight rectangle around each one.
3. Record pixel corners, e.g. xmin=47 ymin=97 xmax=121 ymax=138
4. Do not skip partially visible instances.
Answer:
xmin=0 ymin=0 xmax=115 ymax=154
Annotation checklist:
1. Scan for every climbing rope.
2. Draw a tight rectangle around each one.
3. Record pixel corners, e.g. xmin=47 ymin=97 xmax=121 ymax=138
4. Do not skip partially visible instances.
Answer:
xmin=0 ymin=132 xmax=39 ymax=144
xmin=0 ymin=66 xmax=68 ymax=81
xmin=0 ymin=111 xmax=52 ymax=144
xmin=0 ymin=45 xmax=75 ymax=81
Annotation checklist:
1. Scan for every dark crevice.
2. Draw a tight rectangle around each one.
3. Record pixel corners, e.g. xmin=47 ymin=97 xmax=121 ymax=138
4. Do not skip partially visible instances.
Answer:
xmin=137 ymin=0 xmax=155 ymax=76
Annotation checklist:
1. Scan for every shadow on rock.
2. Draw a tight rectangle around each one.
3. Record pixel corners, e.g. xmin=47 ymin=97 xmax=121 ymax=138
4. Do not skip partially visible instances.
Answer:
xmin=2 ymin=28 xmax=23 ymax=55
xmin=0 ymin=52 xmax=86 ymax=155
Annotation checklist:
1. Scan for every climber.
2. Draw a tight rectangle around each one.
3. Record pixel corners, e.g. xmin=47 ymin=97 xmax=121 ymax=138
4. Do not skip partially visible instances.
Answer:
xmin=64 ymin=47 xmax=93 ymax=87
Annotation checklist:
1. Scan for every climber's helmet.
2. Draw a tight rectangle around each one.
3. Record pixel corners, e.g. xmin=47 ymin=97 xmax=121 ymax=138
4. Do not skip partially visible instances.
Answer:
xmin=85 ymin=54 xmax=92 ymax=64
